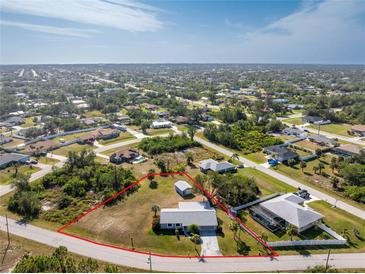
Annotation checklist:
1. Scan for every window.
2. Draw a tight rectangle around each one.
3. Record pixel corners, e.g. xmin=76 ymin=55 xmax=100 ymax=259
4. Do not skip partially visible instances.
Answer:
xmin=175 ymin=223 xmax=181 ymax=227
xmin=167 ymin=223 xmax=173 ymax=227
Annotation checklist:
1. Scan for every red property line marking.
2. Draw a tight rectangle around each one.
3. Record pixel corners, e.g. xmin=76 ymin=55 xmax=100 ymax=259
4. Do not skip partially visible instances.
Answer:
xmin=57 ymin=171 xmax=279 ymax=258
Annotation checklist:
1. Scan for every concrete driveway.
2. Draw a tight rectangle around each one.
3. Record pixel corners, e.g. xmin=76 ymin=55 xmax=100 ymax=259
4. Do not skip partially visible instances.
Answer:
xmin=200 ymin=230 xmax=222 ymax=256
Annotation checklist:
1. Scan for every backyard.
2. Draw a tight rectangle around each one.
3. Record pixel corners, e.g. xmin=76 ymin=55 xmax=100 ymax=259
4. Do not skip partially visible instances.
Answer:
xmin=63 ymin=174 xmax=204 ymax=256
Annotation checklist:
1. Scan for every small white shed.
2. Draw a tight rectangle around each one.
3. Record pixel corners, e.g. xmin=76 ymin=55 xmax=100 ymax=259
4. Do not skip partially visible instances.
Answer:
xmin=174 ymin=180 xmax=193 ymax=197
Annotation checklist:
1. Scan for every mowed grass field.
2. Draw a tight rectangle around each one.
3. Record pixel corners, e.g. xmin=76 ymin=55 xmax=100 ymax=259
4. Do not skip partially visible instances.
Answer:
xmin=64 ymin=174 xmax=203 ymax=256
xmin=308 ymin=123 xmax=353 ymax=137
xmin=98 ymin=132 xmax=135 ymax=145
xmin=282 ymin=117 xmax=304 ymax=125
xmin=52 ymin=143 xmax=94 ymax=156
xmin=0 ymin=165 xmax=40 ymax=185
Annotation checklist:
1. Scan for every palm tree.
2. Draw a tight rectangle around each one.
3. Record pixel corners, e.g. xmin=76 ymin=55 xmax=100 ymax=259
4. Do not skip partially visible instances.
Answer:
xmin=331 ymin=176 xmax=339 ymax=189
xmin=330 ymin=157 xmax=337 ymax=173
xmin=300 ymin=161 xmax=307 ymax=173
xmin=341 ymin=228 xmax=351 ymax=240
xmin=187 ymin=125 xmax=197 ymax=141
xmin=286 ymin=224 xmax=297 ymax=241
xmin=231 ymin=153 xmax=240 ymax=161
xmin=313 ymin=166 xmax=319 ymax=175
xmin=185 ymin=152 xmax=194 ymax=166
xmin=318 ymin=162 xmax=325 ymax=174
xmin=151 ymin=204 xmax=160 ymax=217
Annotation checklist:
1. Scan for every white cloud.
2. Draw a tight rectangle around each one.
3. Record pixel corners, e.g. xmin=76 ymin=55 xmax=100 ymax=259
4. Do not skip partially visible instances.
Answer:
xmin=1 ymin=0 xmax=164 ymax=32
xmin=1 ymin=20 xmax=98 ymax=38
xmin=238 ymin=0 xmax=365 ymax=63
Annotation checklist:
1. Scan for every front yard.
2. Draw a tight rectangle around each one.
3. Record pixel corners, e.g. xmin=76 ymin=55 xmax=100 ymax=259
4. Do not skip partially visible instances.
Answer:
xmin=52 ymin=143 xmax=94 ymax=156
xmin=308 ymin=123 xmax=353 ymax=137
xmin=0 ymin=165 xmax=40 ymax=185
xmin=98 ymin=132 xmax=135 ymax=145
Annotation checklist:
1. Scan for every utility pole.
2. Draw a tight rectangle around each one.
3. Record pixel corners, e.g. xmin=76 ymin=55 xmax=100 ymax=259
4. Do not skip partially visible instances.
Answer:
xmin=130 ymin=234 xmax=134 ymax=250
xmin=325 ymin=249 xmax=331 ymax=271
xmin=1 ymin=215 xmax=10 ymax=265
xmin=147 ymin=251 xmax=152 ymax=272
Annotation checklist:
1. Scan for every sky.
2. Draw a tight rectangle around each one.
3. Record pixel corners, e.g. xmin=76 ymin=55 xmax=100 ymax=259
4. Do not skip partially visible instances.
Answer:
xmin=0 ymin=0 xmax=365 ymax=64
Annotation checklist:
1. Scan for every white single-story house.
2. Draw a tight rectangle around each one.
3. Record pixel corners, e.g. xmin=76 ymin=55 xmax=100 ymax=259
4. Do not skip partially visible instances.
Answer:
xmin=174 ymin=180 xmax=193 ymax=197
xmin=199 ymin=159 xmax=236 ymax=173
xmin=258 ymin=193 xmax=323 ymax=233
xmin=151 ymin=120 xmax=173 ymax=129
xmin=160 ymin=202 xmax=218 ymax=231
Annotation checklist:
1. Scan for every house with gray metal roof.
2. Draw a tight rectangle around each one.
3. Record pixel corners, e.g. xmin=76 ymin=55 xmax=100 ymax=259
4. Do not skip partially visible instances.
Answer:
xmin=256 ymin=193 xmax=323 ymax=233
xmin=160 ymin=202 xmax=218 ymax=231
xmin=199 ymin=159 xmax=236 ymax=173
xmin=0 ymin=153 xmax=29 ymax=169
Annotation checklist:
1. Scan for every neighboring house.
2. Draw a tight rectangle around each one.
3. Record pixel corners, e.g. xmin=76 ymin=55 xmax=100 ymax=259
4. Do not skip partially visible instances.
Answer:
xmin=116 ymin=114 xmax=131 ymax=124
xmin=157 ymin=111 xmax=169 ymax=118
xmin=78 ymin=128 xmax=120 ymax=144
xmin=287 ymin=104 xmax=304 ymax=110
xmin=308 ymin=134 xmax=337 ymax=147
xmin=282 ymin=127 xmax=306 ymax=138
xmin=263 ymin=145 xmax=299 ymax=163
xmin=174 ymin=180 xmax=193 ymax=197
xmin=174 ymin=116 xmax=189 ymax=124
xmin=112 ymin=123 xmax=127 ymax=131
xmin=332 ymin=144 xmax=365 ymax=157
xmin=151 ymin=120 xmax=172 ymax=129
xmin=26 ymin=140 xmax=58 ymax=156
xmin=250 ymin=193 xmax=323 ymax=233
xmin=109 ymin=149 xmax=140 ymax=164
xmin=81 ymin=118 xmax=97 ymax=127
xmin=272 ymin=98 xmax=288 ymax=104
xmin=199 ymin=159 xmax=236 ymax=173
xmin=160 ymin=201 xmax=218 ymax=231
xmin=0 ymin=116 xmax=25 ymax=127
xmin=302 ymin=116 xmax=331 ymax=125
xmin=351 ymin=125 xmax=365 ymax=136
xmin=0 ymin=153 xmax=30 ymax=169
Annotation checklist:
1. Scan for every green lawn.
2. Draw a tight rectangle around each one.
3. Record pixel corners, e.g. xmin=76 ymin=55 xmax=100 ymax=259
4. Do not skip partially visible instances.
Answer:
xmin=282 ymin=117 xmax=304 ymax=125
xmin=308 ymin=123 xmax=353 ymax=137
xmin=21 ymin=117 xmax=36 ymax=128
xmin=309 ymin=201 xmax=365 ymax=253
xmin=216 ymin=209 xmax=268 ymax=256
xmin=244 ymin=152 xmax=267 ymax=164
xmin=145 ymin=128 xmax=174 ymax=136
xmin=98 ymin=132 xmax=135 ymax=145
xmin=83 ymin=110 xmax=103 ymax=118
xmin=238 ymin=168 xmax=297 ymax=196
xmin=52 ymin=143 xmax=94 ymax=156
xmin=0 ymin=165 xmax=40 ymax=185
xmin=34 ymin=157 xmax=60 ymax=166
xmin=53 ymin=132 xmax=90 ymax=143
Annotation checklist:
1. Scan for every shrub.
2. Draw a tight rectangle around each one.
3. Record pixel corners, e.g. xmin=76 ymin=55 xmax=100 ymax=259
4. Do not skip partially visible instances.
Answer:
xmin=188 ymin=224 xmax=200 ymax=235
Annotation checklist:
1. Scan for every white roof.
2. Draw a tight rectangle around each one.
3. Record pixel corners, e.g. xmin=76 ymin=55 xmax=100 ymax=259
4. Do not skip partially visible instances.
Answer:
xmin=160 ymin=202 xmax=217 ymax=227
xmin=199 ymin=159 xmax=235 ymax=172
xmin=174 ymin=180 xmax=192 ymax=192
xmin=261 ymin=194 xmax=323 ymax=229
xmin=152 ymin=120 xmax=172 ymax=126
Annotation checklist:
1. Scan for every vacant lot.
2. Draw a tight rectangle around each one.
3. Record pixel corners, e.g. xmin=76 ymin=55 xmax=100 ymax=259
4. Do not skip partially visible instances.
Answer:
xmin=64 ymin=174 xmax=203 ymax=256
xmin=293 ymin=139 xmax=325 ymax=151
xmin=52 ymin=143 xmax=94 ymax=156
xmin=53 ymin=132 xmax=90 ymax=143
xmin=282 ymin=117 xmax=303 ymax=126
xmin=98 ymin=132 xmax=135 ymax=145
xmin=308 ymin=123 xmax=353 ymax=137
xmin=1 ymin=137 xmax=25 ymax=148
xmin=244 ymin=152 xmax=267 ymax=164
xmin=0 ymin=165 xmax=40 ymax=185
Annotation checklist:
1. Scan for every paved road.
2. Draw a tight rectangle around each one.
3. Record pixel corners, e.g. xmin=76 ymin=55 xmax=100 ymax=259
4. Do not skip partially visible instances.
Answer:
xmin=194 ymin=136 xmax=365 ymax=220
xmin=1 ymin=216 xmax=365 ymax=272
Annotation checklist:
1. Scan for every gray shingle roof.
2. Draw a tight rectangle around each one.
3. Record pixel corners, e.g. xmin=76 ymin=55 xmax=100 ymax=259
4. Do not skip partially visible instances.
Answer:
xmin=199 ymin=159 xmax=235 ymax=172
xmin=0 ymin=153 xmax=28 ymax=166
